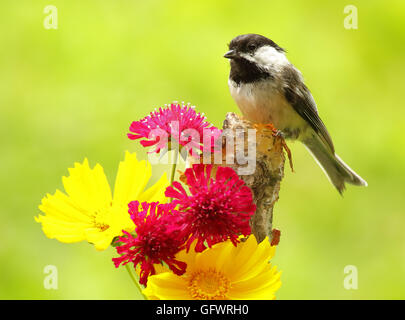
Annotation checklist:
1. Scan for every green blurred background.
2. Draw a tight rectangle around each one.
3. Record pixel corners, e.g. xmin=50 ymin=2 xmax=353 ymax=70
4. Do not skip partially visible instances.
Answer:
xmin=1 ymin=0 xmax=404 ymax=299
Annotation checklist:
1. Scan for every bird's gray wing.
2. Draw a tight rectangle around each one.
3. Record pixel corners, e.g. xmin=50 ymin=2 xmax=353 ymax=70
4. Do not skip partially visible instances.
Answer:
xmin=282 ymin=66 xmax=335 ymax=153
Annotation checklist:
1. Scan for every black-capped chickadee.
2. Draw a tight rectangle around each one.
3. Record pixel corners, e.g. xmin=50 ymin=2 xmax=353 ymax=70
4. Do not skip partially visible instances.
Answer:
xmin=224 ymin=33 xmax=367 ymax=194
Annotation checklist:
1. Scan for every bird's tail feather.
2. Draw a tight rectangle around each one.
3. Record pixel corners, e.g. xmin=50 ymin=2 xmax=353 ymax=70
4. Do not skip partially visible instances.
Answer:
xmin=303 ymin=135 xmax=367 ymax=194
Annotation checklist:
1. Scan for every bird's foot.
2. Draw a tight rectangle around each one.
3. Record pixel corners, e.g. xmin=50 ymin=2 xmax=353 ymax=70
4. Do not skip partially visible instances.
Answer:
xmin=271 ymin=128 xmax=285 ymax=139
xmin=253 ymin=123 xmax=294 ymax=172
xmin=281 ymin=138 xmax=294 ymax=172
xmin=253 ymin=123 xmax=279 ymax=135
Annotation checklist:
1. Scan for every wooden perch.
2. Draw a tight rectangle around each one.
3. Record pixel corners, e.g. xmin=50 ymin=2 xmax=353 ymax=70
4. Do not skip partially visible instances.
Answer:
xmin=220 ymin=113 xmax=286 ymax=244
xmin=187 ymin=112 xmax=287 ymax=244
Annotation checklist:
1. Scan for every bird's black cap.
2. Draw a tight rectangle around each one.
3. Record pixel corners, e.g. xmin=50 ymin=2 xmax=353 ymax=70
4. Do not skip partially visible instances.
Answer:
xmin=227 ymin=34 xmax=284 ymax=55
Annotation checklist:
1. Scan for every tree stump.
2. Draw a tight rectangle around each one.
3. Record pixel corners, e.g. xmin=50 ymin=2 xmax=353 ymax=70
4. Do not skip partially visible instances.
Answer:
xmin=220 ymin=113 xmax=286 ymax=244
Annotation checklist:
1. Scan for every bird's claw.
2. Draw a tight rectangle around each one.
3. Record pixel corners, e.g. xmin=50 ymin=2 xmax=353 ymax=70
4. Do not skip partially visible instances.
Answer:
xmin=253 ymin=123 xmax=278 ymax=135
xmin=280 ymin=139 xmax=294 ymax=173
xmin=253 ymin=123 xmax=294 ymax=172
xmin=272 ymin=128 xmax=285 ymax=139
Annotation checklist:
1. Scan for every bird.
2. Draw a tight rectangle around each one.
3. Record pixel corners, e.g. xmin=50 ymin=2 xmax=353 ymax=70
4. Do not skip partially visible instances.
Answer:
xmin=224 ymin=33 xmax=367 ymax=194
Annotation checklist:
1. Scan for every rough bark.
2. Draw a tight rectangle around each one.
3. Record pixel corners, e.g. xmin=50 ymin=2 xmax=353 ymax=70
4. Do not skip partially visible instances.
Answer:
xmin=186 ymin=112 xmax=286 ymax=244
xmin=220 ymin=113 xmax=285 ymax=244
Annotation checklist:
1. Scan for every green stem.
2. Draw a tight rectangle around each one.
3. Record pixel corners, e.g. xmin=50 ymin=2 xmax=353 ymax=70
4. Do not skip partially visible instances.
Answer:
xmin=125 ymin=264 xmax=146 ymax=300
xmin=169 ymin=148 xmax=179 ymax=202
xmin=170 ymin=148 xmax=179 ymax=185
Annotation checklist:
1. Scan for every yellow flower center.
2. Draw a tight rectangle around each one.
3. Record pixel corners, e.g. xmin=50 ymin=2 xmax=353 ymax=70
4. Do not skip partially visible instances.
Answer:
xmin=93 ymin=207 xmax=111 ymax=232
xmin=188 ymin=268 xmax=230 ymax=300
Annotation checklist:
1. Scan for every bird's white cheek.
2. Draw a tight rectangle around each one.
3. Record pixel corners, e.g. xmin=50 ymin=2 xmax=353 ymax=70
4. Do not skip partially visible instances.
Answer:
xmin=254 ymin=46 xmax=289 ymax=69
xmin=238 ymin=52 xmax=256 ymax=64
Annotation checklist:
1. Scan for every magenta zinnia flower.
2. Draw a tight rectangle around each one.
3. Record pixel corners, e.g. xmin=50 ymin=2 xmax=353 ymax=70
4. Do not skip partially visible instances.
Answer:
xmin=165 ymin=164 xmax=256 ymax=252
xmin=112 ymin=201 xmax=186 ymax=286
xmin=128 ymin=103 xmax=222 ymax=154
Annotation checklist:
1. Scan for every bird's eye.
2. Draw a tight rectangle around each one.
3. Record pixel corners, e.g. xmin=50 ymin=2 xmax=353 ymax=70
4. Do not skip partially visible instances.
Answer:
xmin=248 ymin=43 xmax=256 ymax=51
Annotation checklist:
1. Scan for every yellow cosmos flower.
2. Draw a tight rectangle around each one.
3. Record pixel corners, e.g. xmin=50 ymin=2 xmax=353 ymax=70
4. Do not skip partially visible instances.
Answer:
xmin=35 ymin=151 xmax=168 ymax=251
xmin=143 ymin=236 xmax=281 ymax=300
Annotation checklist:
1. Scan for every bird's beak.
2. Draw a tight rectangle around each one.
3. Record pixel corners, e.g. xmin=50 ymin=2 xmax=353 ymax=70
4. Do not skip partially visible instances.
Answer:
xmin=224 ymin=50 xmax=237 ymax=59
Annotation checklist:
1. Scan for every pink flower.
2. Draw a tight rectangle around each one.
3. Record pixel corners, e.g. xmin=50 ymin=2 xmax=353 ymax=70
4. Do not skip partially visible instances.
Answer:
xmin=112 ymin=201 xmax=186 ymax=286
xmin=128 ymin=103 xmax=222 ymax=155
xmin=165 ymin=164 xmax=256 ymax=252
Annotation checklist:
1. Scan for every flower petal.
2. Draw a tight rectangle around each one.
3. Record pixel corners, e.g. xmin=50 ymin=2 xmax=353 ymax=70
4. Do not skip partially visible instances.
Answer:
xmin=232 ymin=266 xmax=281 ymax=292
xmin=143 ymin=272 xmax=191 ymax=300
xmin=194 ymin=240 xmax=234 ymax=273
xmin=113 ymin=151 xmax=152 ymax=206
xmin=223 ymin=236 xmax=276 ymax=282
xmin=85 ymin=227 xmax=115 ymax=251
xmin=36 ymin=190 xmax=94 ymax=243
xmin=229 ymin=267 xmax=281 ymax=300
xmin=137 ymin=172 xmax=169 ymax=204
xmin=62 ymin=159 xmax=112 ymax=212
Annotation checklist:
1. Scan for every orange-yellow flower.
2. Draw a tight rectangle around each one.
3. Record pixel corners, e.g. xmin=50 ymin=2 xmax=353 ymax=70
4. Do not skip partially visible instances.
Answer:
xmin=143 ymin=236 xmax=281 ymax=300
xmin=35 ymin=151 xmax=168 ymax=251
